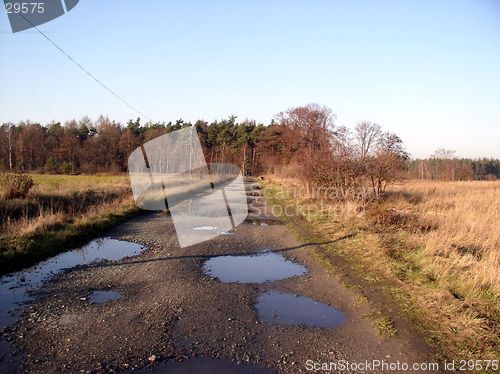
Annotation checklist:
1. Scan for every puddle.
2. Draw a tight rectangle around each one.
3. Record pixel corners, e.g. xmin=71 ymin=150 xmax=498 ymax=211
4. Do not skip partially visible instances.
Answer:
xmin=246 ymin=191 xmax=261 ymax=196
xmin=0 ymin=238 xmax=146 ymax=328
xmin=192 ymin=226 xmax=235 ymax=236
xmin=134 ymin=357 xmax=273 ymax=373
xmin=0 ymin=339 xmax=22 ymax=374
xmin=203 ymin=251 xmax=307 ymax=283
xmin=247 ymin=182 xmax=262 ymax=190
xmin=245 ymin=217 xmax=284 ymax=226
xmin=88 ymin=290 xmax=122 ymax=304
xmin=256 ymin=291 xmax=346 ymax=327
xmin=192 ymin=226 xmax=218 ymax=231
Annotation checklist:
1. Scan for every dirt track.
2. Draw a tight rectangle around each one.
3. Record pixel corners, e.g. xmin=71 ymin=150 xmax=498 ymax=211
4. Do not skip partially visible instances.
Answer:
xmin=1 ymin=181 xmax=440 ymax=373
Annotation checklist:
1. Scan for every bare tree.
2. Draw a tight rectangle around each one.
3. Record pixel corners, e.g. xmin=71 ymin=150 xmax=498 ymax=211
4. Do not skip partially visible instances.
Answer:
xmin=432 ymin=148 xmax=455 ymax=160
xmin=355 ymin=121 xmax=382 ymax=159
xmin=431 ymin=148 xmax=457 ymax=180
xmin=368 ymin=132 xmax=409 ymax=198
xmin=0 ymin=123 xmax=16 ymax=171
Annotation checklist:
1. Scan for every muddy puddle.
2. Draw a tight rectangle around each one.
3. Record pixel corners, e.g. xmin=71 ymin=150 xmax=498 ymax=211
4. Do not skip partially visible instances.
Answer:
xmin=135 ymin=357 xmax=273 ymax=373
xmin=0 ymin=339 xmax=21 ymax=374
xmin=88 ymin=290 xmax=122 ymax=304
xmin=0 ymin=238 xmax=146 ymax=328
xmin=203 ymin=251 xmax=307 ymax=284
xmin=256 ymin=291 xmax=345 ymax=328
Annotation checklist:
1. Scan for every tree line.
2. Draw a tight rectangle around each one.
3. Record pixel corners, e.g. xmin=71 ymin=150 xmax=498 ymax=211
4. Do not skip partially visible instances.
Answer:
xmin=408 ymin=150 xmax=500 ymax=181
xmin=0 ymin=115 xmax=265 ymax=175
xmin=1 ymin=104 xmax=497 ymax=198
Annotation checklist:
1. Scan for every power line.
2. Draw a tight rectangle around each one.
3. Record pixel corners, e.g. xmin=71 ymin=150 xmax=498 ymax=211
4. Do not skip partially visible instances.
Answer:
xmin=18 ymin=13 xmax=152 ymax=122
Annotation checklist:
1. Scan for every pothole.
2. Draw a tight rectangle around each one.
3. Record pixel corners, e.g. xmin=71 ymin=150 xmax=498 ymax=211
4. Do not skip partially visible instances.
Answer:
xmin=256 ymin=291 xmax=346 ymax=327
xmin=203 ymin=251 xmax=307 ymax=283
xmin=88 ymin=290 xmax=122 ymax=304
xmin=0 ymin=238 xmax=146 ymax=328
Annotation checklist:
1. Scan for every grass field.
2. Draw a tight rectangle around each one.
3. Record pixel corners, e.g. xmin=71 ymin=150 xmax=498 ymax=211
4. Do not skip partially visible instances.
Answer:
xmin=31 ymin=174 xmax=129 ymax=189
xmin=264 ymin=177 xmax=499 ymax=362
xmin=0 ymin=174 xmax=138 ymax=274
xmin=0 ymin=172 xmax=233 ymax=274
xmin=387 ymin=181 xmax=499 ymax=296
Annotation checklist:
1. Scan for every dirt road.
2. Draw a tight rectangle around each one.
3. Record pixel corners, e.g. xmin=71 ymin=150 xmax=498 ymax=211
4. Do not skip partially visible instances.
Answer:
xmin=1 ymin=180 xmax=440 ymax=373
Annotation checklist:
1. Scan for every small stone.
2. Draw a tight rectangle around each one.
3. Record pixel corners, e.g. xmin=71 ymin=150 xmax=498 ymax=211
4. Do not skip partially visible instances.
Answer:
xmin=148 ymin=355 xmax=156 ymax=363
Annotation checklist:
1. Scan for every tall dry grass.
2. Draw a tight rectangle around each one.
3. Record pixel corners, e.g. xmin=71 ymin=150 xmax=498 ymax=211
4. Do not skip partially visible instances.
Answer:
xmin=0 ymin=174 xmax=132 ymax=236
xmin=388 ymin=181 xmax=500 ymax=295
xmin=268 ymin=177 xmax=499 ymax=295
xmin=265 ymin=176 xmax=499 ymax=359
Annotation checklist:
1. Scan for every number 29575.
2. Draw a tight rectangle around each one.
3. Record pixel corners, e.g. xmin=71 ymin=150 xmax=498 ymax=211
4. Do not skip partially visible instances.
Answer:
xmin=5 ymin=2 xmax=45 ymax=14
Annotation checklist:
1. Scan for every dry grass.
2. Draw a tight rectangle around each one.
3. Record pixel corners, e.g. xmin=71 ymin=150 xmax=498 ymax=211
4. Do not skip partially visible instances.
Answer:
xmin=265 ymin=177 xmax=500 ymax=360
xmin=0 ymin=174 xmax=138 ymax=274
xmin=383 ymin=181 xmax=499 ymax=361
xmin=1 ymin=174 xmax=131 ymax=236
xmin=388 ymin=181 xmax=500 ymax=296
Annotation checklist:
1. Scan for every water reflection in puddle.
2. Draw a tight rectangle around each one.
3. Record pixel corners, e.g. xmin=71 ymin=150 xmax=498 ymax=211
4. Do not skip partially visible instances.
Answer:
xmin=203 ymin=252 xmax=307 ymax=284
xmin=134 ymin=357 xmax=273 ymax=374
xmin=0 ymin=238 xmax=145 ymax=328
xmin=88 ymin=290 xmax=122 ymax=304
xmin=256 ymin=291 xmax=345 ymax=328
xmin=0 ymin=339 xmax=21 ymax=373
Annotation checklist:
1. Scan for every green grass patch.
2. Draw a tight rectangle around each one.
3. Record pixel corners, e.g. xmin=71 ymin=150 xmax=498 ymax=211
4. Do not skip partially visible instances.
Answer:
xmin=31 ymin=173 xmax=128 ymax=188
xmin=30 ymin=174 xmax=130 ymax=195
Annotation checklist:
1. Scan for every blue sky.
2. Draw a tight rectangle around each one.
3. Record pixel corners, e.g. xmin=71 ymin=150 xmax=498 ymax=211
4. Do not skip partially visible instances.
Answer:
xmin=0 ymin=0 xmax=499 ymax=158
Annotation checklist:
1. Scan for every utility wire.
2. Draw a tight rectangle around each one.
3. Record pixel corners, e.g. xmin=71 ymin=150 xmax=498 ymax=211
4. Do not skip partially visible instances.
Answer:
xmin=18 ymin=13 xmax=152 ymax=121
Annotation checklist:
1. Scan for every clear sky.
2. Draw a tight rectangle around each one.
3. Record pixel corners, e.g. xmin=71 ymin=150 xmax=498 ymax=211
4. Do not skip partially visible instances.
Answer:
xmin=0 ymin=0 xmax=499 ymax=158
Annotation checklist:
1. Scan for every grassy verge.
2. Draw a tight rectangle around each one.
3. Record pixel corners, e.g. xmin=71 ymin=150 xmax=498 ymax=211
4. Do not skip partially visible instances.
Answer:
xmin=0 ymin=174 xmax=141 ymax=275
xmin=0 ymin=202 xmax=141 ymax=275
xmin=263 ymin=178 xmax=499 ymax=365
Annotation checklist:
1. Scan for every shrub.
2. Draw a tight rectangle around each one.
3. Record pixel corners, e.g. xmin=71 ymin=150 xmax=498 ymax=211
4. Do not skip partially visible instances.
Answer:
xmin=62 ymin=163 xmax=72 ymax=174
xmin=0 ymin=173 xmax=34 ymax=200
xmin=45 ymin=156 xmax=58 ymax=173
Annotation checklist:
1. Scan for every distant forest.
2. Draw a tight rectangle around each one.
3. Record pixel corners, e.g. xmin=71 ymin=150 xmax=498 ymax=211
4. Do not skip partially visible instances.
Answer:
xmin=408 ymin=156 xmax=500 ymax=181
xmin=1 ymin=104 xmax=498 ymax=184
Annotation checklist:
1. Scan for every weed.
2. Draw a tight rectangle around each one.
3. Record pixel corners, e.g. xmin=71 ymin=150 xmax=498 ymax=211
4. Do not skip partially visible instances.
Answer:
xmin=0 ymin=173 xmax=34 ymax=199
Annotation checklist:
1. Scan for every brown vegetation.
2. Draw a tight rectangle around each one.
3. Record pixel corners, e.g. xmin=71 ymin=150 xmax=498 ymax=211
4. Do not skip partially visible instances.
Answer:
xmin=265 ymin=177 xmax=499 ymax=361
xmin=0 ymin=173 xmax=34 ymax=200
xmin=0 ymin=175 xmax=136 ymax=274
xmin=257 ymin=105 xmax=409 ymax=200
